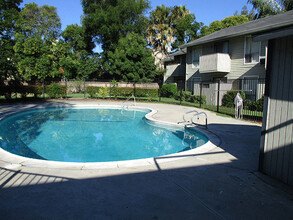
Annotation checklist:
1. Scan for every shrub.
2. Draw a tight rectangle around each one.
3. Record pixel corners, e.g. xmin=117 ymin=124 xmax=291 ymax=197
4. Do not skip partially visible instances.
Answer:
xmin=244 ymin=96 xmax=264 ymax=111
xmin=19 ymin=86 xmax=30 ymax=98
xmin=98 ymin=87 xmax=109 ymax=99
xmin=30 ymin=85 xmax=43 ymax=98
xmin=0 ymin=85 xmax=43 ymax=99
xmin=110 ymin=87 xmax=120 ymax=99
xmin=160 ymin=83 xmax=177 ymax=98
xmin=86 ymin=86 xmax=158 ymax=99
xmin=183 ymin=91 xmax=192 ymax=102
xmin=69 ymin=80 xmax=83 ymax=93
xmin=117 ymin=87 xmax=133 ymax=97
xmin=46 ymin=84 xmax=66 ymax=99
xmin=135 ymin=88 xmax=158 ymax=98
xmin=222 ymin=91 xmax=245 ymax=107
xmin=174 ymin=91 xmax=192 ymax=102
xmin=174 ymin=91 xmax=206 ymax=104
xmin=255 ymin=96 xmax=264 ymax=111
xmin=190 ymin=95 xmax=206 ymax=104
xmin=86 ymin=86 xmax=99 ymax=98
xmin=0 ymin=85 xmax=13 ymax=99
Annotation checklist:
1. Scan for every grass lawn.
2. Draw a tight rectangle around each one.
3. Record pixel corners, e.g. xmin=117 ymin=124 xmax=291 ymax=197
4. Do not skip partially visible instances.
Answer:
xmin=0 ymin=93 xmax=263 ymax=120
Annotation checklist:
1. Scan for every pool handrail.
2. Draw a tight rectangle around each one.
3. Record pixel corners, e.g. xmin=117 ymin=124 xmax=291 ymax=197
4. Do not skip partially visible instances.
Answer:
xmin=182 ymin=110 xmax=199 ymax=123
xmin=179 ymin=110 xmax=208 ymax=129
xmin=122 ymin=95 xmax=136 ymax=109
xmin=191 ymin=112 xmax=208 ymax=129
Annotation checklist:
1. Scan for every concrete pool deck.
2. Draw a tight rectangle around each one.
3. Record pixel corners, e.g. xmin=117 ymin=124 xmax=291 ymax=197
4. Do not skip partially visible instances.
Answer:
xmin=0 ymin=100 xmax=293 ymax=219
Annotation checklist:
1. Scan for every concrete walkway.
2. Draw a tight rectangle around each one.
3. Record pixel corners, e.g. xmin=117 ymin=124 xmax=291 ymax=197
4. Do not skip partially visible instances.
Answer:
xmin=0 ymin=100 xmax=293 ymax=219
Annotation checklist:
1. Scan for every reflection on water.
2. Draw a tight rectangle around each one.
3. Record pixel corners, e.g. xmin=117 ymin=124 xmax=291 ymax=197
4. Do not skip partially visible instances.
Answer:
xmin=0 ymin=108 xmax=208 ymax=162
xmin=0 ymin=109 xmax=69 ymax=159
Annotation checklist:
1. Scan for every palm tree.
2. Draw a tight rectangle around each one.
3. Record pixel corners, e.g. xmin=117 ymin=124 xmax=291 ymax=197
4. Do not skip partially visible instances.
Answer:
xmin=147 ymin=5 xmax=174 ymax=69
xmin=248 ymin=0 xmax=293 ymax=19
xmin=147 ymin=5 xmax=197 ymax=69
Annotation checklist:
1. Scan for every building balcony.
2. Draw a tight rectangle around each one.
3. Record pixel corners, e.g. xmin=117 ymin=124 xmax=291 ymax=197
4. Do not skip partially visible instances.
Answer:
xmin=199 ymin=53 xmax=231 ymax=73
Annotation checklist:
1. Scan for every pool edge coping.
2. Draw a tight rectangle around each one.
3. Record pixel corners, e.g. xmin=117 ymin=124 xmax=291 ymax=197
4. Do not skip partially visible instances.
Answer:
xmin=0 ymin=103 xmax=220 ymax=170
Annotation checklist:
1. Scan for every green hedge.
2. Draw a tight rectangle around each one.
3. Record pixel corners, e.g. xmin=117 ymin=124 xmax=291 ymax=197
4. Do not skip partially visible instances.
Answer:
xmin=0 ymin=85 xmax=13 ymax=99
xmin=244 ymin=96 xmax=264 ymax=111
xmin=99 ymin=87 xmax=110 ymax=99
xmin=0 ymin=85 xmax=43 ymax=99
xmin=85 ymin=86 xmax=158 ymax=99
xmin=222 ymin=91 xmax=246 ymax=108
xmin=86 ymin=86 xmax=100 ymax=98
xmin=174 ymin=91 xmax=206 ymax=104
xmin=160 ymin=84 xmax=177 ymax=98
xmin=46 ymin=84 xmax=66 ymax=99
xmin=135 ymin=88 xmax=158 ymax=97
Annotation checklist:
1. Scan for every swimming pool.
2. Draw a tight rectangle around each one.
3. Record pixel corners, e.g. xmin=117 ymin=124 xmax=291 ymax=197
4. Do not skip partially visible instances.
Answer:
xmin=0 ymin=107 xmax=208 ymax=163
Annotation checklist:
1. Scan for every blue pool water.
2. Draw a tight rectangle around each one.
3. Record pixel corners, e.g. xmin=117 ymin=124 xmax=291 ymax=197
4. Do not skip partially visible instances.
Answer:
xmin=0 ymin=108 xmax=208 ymax=162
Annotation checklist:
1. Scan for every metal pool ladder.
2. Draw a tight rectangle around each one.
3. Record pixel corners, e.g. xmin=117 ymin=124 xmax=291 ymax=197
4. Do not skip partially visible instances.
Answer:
xmin=178 ymin=110 xmax=208 ymax=129
xmin=121 ymin=95 xmax=136 ymax=109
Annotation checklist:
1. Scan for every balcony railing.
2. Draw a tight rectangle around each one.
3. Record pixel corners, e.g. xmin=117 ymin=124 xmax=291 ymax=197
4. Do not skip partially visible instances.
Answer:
xmin=199 ymin=53 xmax=231 ymax=73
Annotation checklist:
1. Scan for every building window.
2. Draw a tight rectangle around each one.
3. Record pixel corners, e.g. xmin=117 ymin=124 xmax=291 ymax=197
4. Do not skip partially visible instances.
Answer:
xmin=214 ymin=41 xmax=229 ymax=53
xmin=242 ymin=76 xmax=258 ymax=101
xmin=244 ymin=36 xmax=260 ymax=64
xmin=192 ymin=46 xmax=202 ymax=68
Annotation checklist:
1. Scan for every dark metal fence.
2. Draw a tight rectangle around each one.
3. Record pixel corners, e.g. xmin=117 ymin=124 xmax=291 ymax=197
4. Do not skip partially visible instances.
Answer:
xmin=191 ymin=79 xmax=265 ymax=121
xmin=0 ymin=78 xmax=160 ymax=100
xmin=0 ymin=78 xmax=265 ymax=121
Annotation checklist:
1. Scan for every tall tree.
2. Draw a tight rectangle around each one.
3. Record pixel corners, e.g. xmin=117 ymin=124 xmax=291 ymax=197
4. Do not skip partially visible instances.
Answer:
xmin=248 ymin=0 xmax=281 ymax=18
xmin=200 ymin=15 xmax=249 ymax=37
xmin=280 ymin=0 xmax=293 ymax=11
xmin=62 ymin=24 xmax=100 ymax=79
xmin=147 ymin=5 xmax=201 ymax=69
xmin=0 ymin=0 xmax=22 ymax=85
xmin=82 ymin=0 xmax=150 ymax=53
xmin=241 ymin=5 xmax=249 ymax=15
xmin=248 ymin=0 xmax=293 ymax=19
xmin=171 ymin=5 xmax=202 ymax=49
xmin=62 ymin=24 xmax=94 ymax=57
xmin=16 ymin=3 xmax=61 ymax=41
xmin=107 ymin=33 xmax=162 ymax=82
xmin=14 ymin=3 xmax=62 ymax=81
xmin=147 ymin=5 xmax=173 ymax=69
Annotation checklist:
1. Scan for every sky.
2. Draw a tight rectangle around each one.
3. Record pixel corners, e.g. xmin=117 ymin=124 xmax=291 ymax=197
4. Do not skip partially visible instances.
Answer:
xmin=19 ymin=0 xmax=253 ymax=52
xmin=20 ymin=0 xmax=252 ymax=30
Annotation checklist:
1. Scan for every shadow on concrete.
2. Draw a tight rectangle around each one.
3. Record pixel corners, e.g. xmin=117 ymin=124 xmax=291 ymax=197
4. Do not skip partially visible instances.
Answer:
xmin=207 ymin=123 xmax=262 ymax=171
xmin=1 ymin=155 xmax=293 ymax=219
xmin=0 ymin=104 xmax=292 ymax=219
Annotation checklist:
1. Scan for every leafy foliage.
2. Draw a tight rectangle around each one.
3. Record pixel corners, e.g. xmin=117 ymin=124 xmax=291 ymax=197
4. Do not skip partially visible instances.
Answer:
xmin=160 ymin=83 xmax=178 ymax=98
xmin=0 ymin=0 xmax=22 ymax=85
xmin=0 ymin=84 xmax=42 ymax=99
xmin=62 ymin=24 xmax=94 ymax=56
xmin=16 ymin=3 xmax=61 ymax=41
xmin=82 ymin=0 xmax=149 ymax=53
xmin=85 ymin=86 xmax=158 ymax=99
xmin=147 ymin=5 xmax=201 ymax=68
xmin=13 ymin=3 xmax=62 ymax=81
xmin=46 ymin=84 xmax=66 ymax=98
xmin=248 ymin=0 xmax=293 ymax=19
xmin=171 ymin=6 xmax=202 ymax=49
xmin=244 ymin=96 xmax=264 ymax=111
xmin=86 ymin=86 xmax=99 ymax=98
xmin=107 ymin=33 xmax=162 ymax=82
xmin=200 ymin=15 xmax=249 ymax=37
xmin=222 ymin=91 xmax=246 ymax=108
xmin=174 ymin=91 xmax=206 ymax=104
xmin=62 ymin=24 xmax=102 ymax=80
xmin=0 ymin=0 xmax=22 ymax=38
